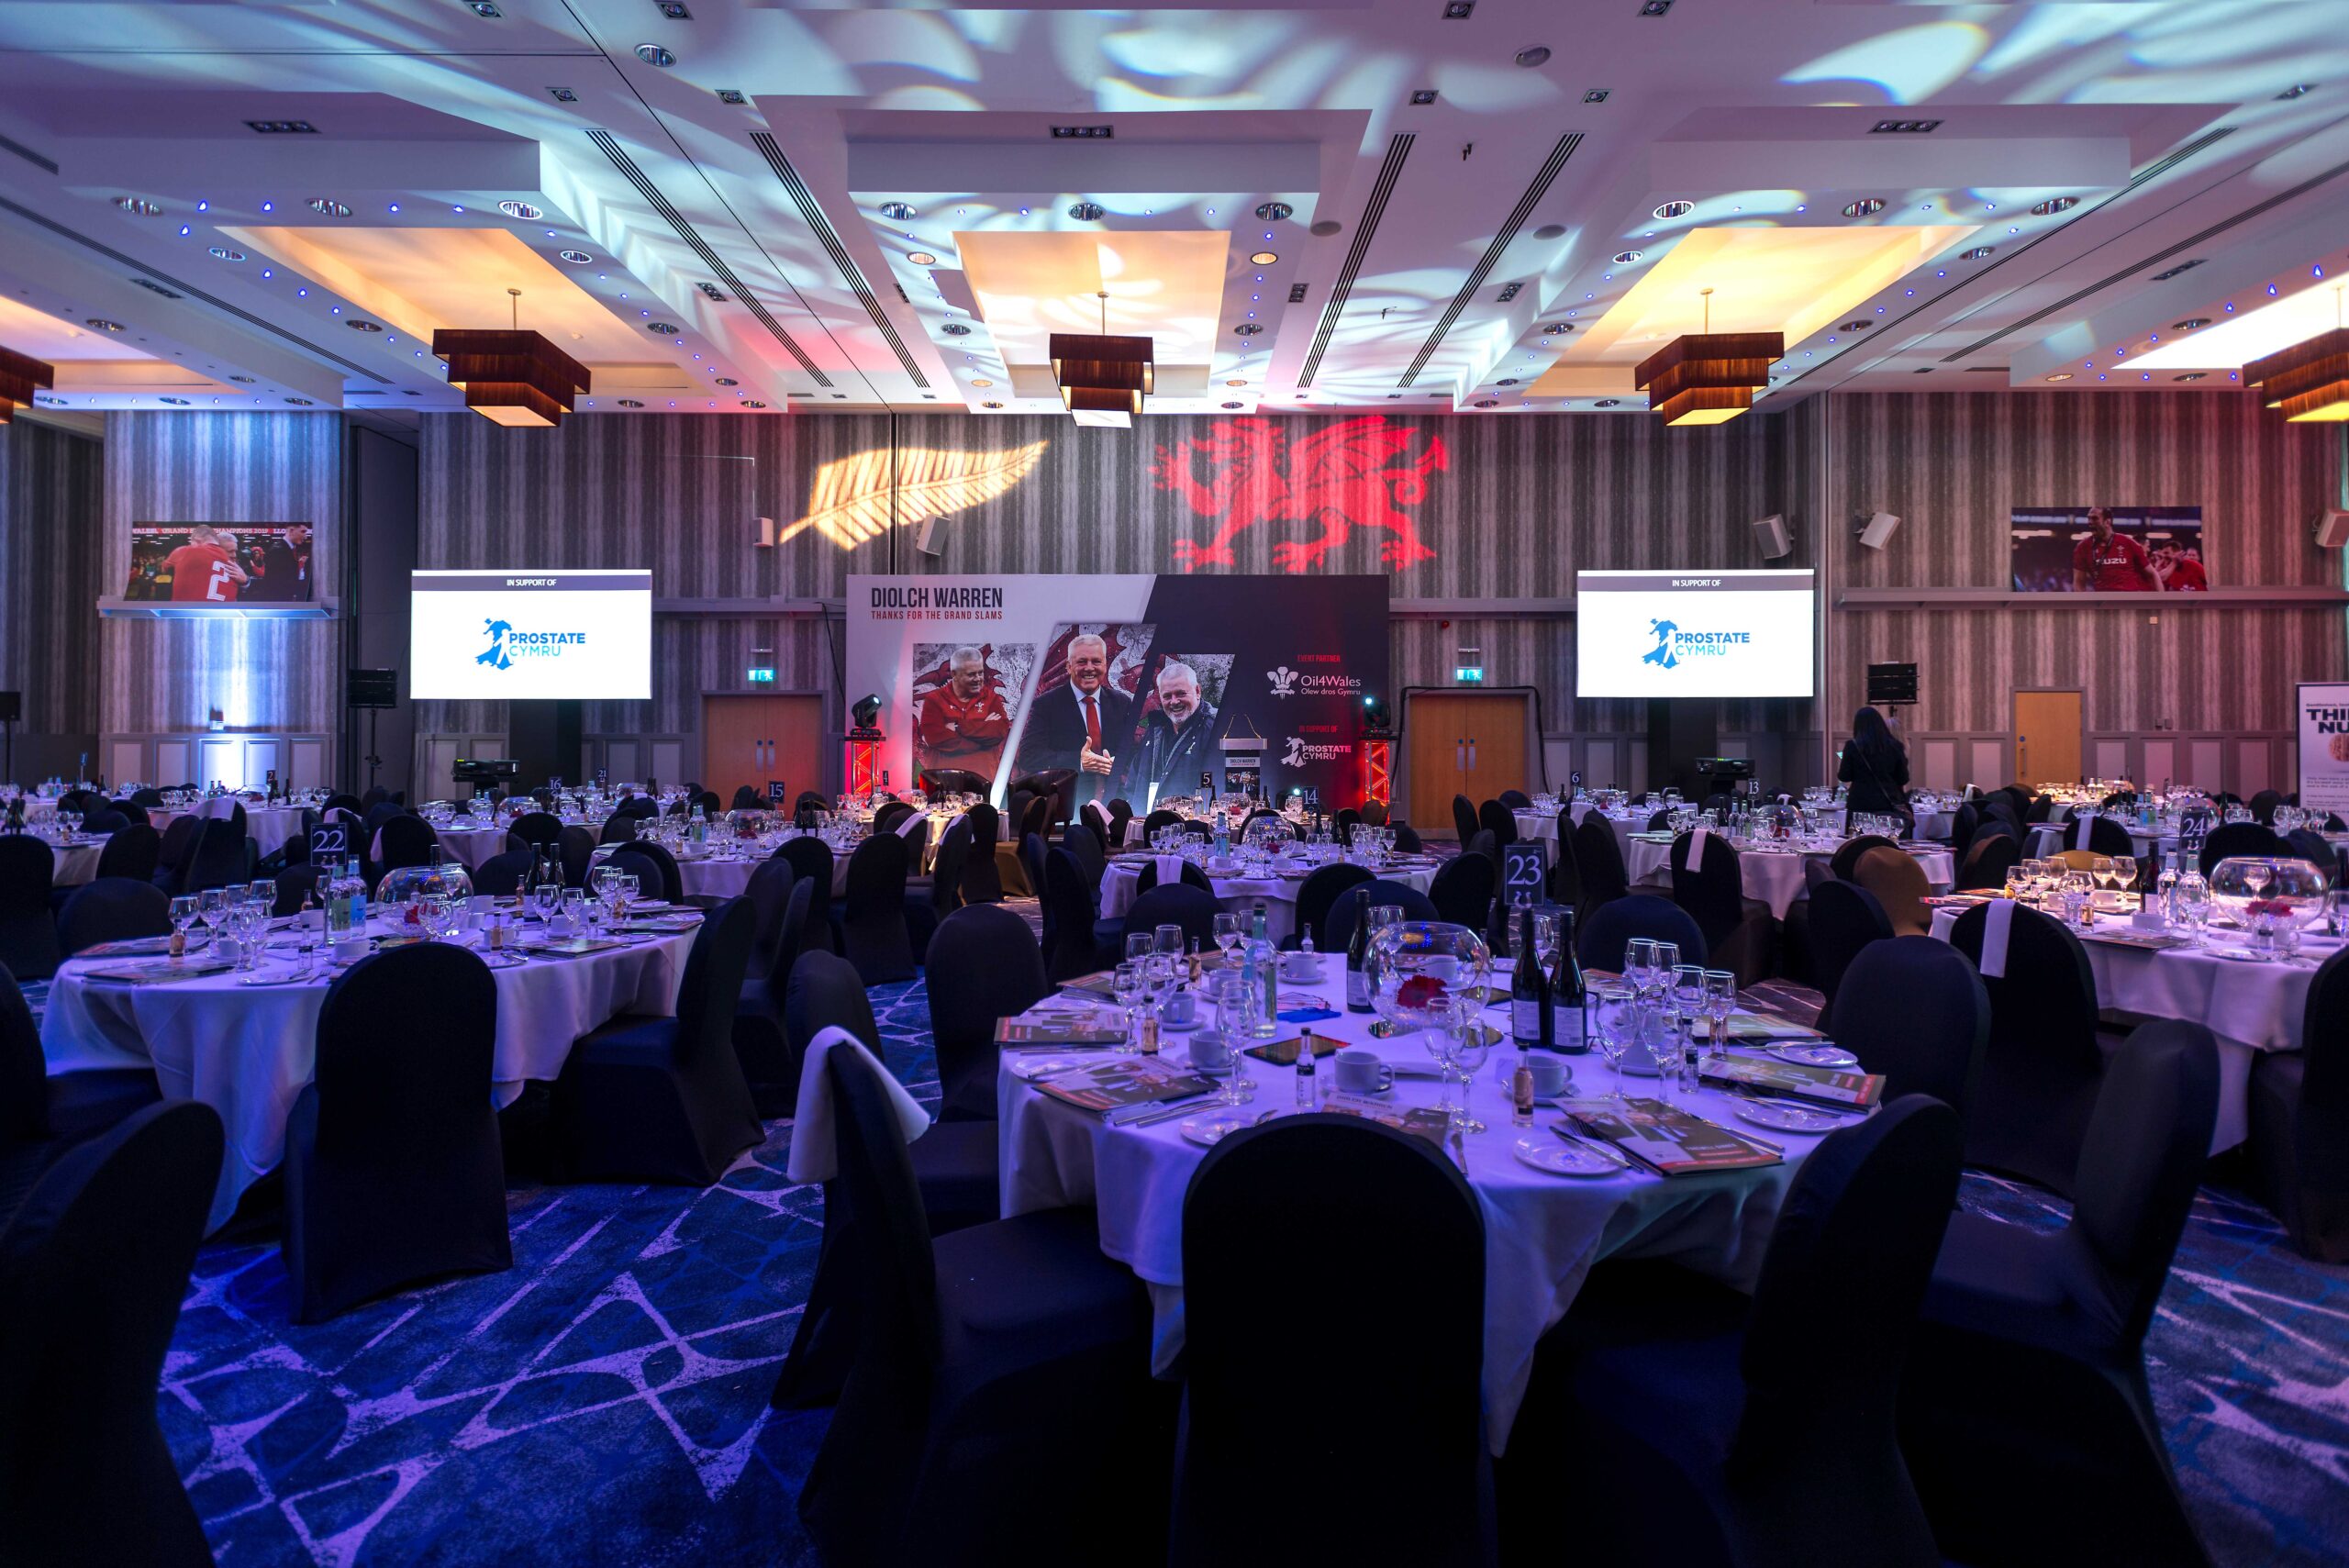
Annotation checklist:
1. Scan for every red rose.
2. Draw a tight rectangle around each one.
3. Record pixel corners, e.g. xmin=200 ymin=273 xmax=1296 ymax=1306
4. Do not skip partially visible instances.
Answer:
xmin=1397 ymin=974 xmax=1447 ymax=1010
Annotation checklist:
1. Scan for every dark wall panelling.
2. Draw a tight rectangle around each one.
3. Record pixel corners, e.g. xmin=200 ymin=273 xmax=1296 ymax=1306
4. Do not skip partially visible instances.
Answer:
xmin=100 ymin=412 xmax=343 ymax=734
xmin=0 ymin=417 xmax=105 ymax=734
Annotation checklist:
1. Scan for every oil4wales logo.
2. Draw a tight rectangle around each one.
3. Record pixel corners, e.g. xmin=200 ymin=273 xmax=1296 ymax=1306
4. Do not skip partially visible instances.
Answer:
xmin=1266 ymin=665 xmax=1300 ymax=698
xmin=477 ymin=618 xmax=513 ymax=671
xmin=1152 ymin=416 xmax=1448 ymax=573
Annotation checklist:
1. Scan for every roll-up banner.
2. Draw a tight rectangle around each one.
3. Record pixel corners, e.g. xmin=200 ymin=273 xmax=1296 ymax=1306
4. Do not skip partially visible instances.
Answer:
xmin=846 ymin=573 xmax=1390 ymax=811
xmin=2297 ymin=683 xmax=2349 ymax=817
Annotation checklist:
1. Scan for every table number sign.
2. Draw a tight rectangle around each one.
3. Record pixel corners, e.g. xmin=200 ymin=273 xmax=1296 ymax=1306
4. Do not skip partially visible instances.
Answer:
xmin=1502 ymin=840 xmax=1547 ymax=902
xmin=310 ymin=823 xmax=350 ymax=859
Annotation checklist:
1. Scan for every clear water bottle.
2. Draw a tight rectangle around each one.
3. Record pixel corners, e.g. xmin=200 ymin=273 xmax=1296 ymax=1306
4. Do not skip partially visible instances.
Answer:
xmin=1247 ymin=902 xmax=1278 ymax=1037
xmin=2155 ymin=850 xmax=2182 ymax=926
xmin=1295 ymin=1026 xmax=1319 ymax=1107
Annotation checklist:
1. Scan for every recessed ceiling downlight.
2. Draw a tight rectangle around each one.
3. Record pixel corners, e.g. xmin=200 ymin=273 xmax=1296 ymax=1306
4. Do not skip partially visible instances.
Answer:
xmin=907 ymin=251 xmax=938 ymax=266
xmin=1842 ymin=197 xmax=1887 ymax=217
xmin=2171 ymin=317 xmax=2210 ymax=331
xmin=1067 ymin=201 xmax=1105 ymax=221
xmin=618 ymin=398 xmax=644 ymax=407
xmin=558 ymin=250 xmax=593 ymax=264
xmin=634 ymin=43 xmax=675 ymax=67
xmin=114 ymin=196 xmax=161 ymax=217
xmin=879 ymin=201 xmax=918 ymax=221
xmin=497 ymin=200 xmax=542 ymax=220
xmin=2031 ymin=196 xmax=2080 ymax=216
xmin=1250 ymin=250 xmax=1279 ymax=265
xmin=646 ymin=322 xmax=680 ymax=335
xmin=1959 ymin=246 xmax=1995 ymax=261
xmin=1233 ymin=323 xmax=1264 ymax=336
xmin=85 ymin=318 xmax=125 ymax=331
xmin=1611 ymin=250 xmax=1643 ymax=265
xmin=308 ymin=198 xmax=351 ymax=217
xmin=1652 ymin=200 xmax=1694 ymax=220
xmin=346 ymin=319 xmax=383 ymax=331
xmin=1255 ymin=202 xmax=1294 ymax=221
xmin=2044 ymin=373 xmax=2074 ymax=382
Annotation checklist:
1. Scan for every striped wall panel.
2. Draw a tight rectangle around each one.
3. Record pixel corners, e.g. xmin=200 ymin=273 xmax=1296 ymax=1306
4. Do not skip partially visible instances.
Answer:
xmin=0 ymin=418 xmax=105 ymax=733
xmin=100 ymin=413 xmax=344 ymax=733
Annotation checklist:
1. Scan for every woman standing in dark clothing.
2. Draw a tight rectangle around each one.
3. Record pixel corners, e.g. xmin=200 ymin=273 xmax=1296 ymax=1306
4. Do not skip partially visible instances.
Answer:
xmin=1839 ymin=705 xmax=1910 ymax=816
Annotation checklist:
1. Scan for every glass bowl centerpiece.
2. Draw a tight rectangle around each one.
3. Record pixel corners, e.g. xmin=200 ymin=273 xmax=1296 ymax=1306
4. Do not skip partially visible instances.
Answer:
xmin=379 ymin=856 xmax=475 ymax=933
xmin=2208 ymin=856 xmax=2331 ymax=958
xmin=1366 ymin=919 xmax=1492 ymax=1038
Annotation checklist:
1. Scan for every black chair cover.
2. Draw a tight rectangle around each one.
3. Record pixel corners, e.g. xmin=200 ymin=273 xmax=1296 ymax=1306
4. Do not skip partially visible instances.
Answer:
xmin=375 ymin=814 xmax=439 ymax=879
xmin=1174 ymin=1116 xmax=1490 ymax=1566
xmin=1292 ymin=862 xmax=1373 ymax=951
xmin=1668 ymin=830 xmax=1775 ymax=985
xmin=1476 ymin=798 xmax=1518 ymax=851
xmin=1043 ymin=847 xmax=1115 ymax=982
xmin=841 ymin=832 xmax=917 ymax=984
xmin=2199 ymin=820 xmax=2285 ymax=875
xmin=2247 ymin=945 xmax=2349 ymax=1262
xmin=1125 ymin=883 xmax=1219 ymax=952
xmin=1132 ymin=856 xmax=1214 ymax=895
xmin=273 ymin=862 xmax=330 ymax=917
xmin=1141 ymin=807 xmax=1183 ymax=841
xmin=557 ymin=824 xmax=597 ymax=888
xmin=0 ymin=834 xmax=61 ymax=980
xmin=908 ymin=816 xmax=970 ymax=961
xmin=1955 ymin=829 xmax=2020 ymax=891
xmin=508 ymin=810 xmax=563 ymax=849
xmin=1452 ymin=794 xmax=1479 ymax=844
xmin=607 ymin=840 xmax=685 ymax=906
xmin=1572 ymin=814 xmax=1631 ymax=907
xmin=1828 ymin=833 xmax=1901 ymax=882
xmin=959 ymin=803 xmax=1005 ymax=905
xmin=1948 ymin=900 xmax=2103 ymax=1195
xmin=1575 ymin=895 xmax=1708 ymax=973
xmin=1430 ymin=851 xmax=1496 ymax=929
xmin=1497 ymin=789 xmax=1532 ymax=810
xmin=555 ymin=898 xmax=763 ymax=1184
xmin=471 ymin=849 xmax=535 ymax=896
xmin=80 ymin=808 xmax=128 ymax=837
xmin=0 ymin=1101 xmax=224 ymax=1566
xmin=56 ymin=877 xmax=169 ymax=957
xmin=923 ymin=904 xmax=1049 ymax=1123
xmin=1062 ymin=819 xmax=1107 ymax=895
xmin=871 ymin=800 xmax=914 ymax=837
xmin=177 ymin=817 xmax=250 ymax=895
xmin=599 ymin=812 xmax=638 ymax=846
xmin=1902 ymin=1022 xmax=2219 ymax=1567
xmin=1807 ymin=877 xmax=1892 ymax=1017
xmin=731 ymin=858 xmax=799 ymax=1120
xmin=1319 ymin=879 xmax=1440 ymax=954
xmin=1830 ymin=936 xmax=1987 ymax=1112
xmin=776 ymin=836 xmax=839 ymax=955
xmin=2 ymin=964 xmax=161 ymax=1225
xmin=1395 ymin=822 xmax=1424 ymax=853
xmin=2248 ymin=788 xmax=2285 ymax=825
xmin=154 ymin=812 xmax=202 ymax=877
xmin=284 ymin=944 xmax=511 ymax=1322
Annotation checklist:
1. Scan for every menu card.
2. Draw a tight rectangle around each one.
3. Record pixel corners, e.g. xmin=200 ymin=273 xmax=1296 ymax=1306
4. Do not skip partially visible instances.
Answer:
xmin=1698 ymin=1054 xmax=1883 ymax=1109
xmin=1718 ymin=1013 xmax=1825 ymax=1044
xmin=1242 ymin=1033 xmax=1346 ymax=1065
xmin=1555 ymin=1096 xmax=1780 ymax=1174
xmin=1056 ymin=972 xmax=1120 ymax=999
xmin=516 ymin=937 xmax=629 ymax=958
xmin=997 ymin=1015 xmax=1128 ymax=1046
xmin=74 ymin=935 xmax=206 ymax=959
xmin=81 ymin=960 xmax=234 ymax=986
xmin=1317 ymin=1090 xmax=1453 ymax=1143
xmin=1033 ymin=1059 xmax=1215 ymax=1114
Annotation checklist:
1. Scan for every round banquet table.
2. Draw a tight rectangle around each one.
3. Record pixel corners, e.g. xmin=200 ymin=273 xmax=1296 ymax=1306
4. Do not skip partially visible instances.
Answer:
xmin=40 ymin=918 xmax=701 ymax=1231
xmin=1625 ymin=836 xmax=1955 ymax=919
xmin=995 ymin=966 xmax=1841 ymax=1452
xmin=435 ymin=823 xmax=513 ymax=871
xmin=153 ymin=803 xmax=310 ymax=861
xmin=1911 ymin=809 xmax=1955 ymax=841
xmin=2028 ymin=820 xmax=2172 ymax=862
xmin=1096 ymin=856 xmax=1439 ymax=945
xmin=49 ymin=836 xmax=105 ymax=888
xmin=1926 ymin=900 xmax=2329 ymax=1153
xmin=595 ymin=840 xmax=853 ymax=899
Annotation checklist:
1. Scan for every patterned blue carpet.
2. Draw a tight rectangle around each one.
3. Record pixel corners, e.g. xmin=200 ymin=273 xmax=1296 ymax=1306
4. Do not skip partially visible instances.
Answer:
xmin=82 ymin=975 xmax=2344 ymax=1566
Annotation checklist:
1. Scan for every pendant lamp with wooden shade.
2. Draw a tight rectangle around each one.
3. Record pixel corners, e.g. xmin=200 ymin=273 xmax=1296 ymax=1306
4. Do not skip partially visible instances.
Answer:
xmin=433 ymin=288 xmax=590 ymax=428
xmin=1050 ymin=291 xmax=1152 ymax=427
xmin=2245 ymin=284 xmax=2349 ymax=424
xmin=0 ymin=345 xmax=55 ymax=424
xmin=1634 ymin=288 xmax=1782 ymax=428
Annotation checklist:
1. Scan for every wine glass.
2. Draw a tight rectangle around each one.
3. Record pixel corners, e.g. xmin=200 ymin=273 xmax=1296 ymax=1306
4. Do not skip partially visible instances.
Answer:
xmin=1421 ymin=1014 xmax=1459 ymax=1118
xmin=1590 ymin=982 xmax=1635 ymax=1104
xmin=1155 ymin=923 xmax=1185 ymax=963
xmin=1622 ymin=937 xmax=1656 ymax=991
xmin=1704 ymin=971 xmax=1738 ymax=1060
xmin=1212 ymin=912 xmax=1243 ymax=962
xmin=1113 ymin=960 xmax=1145 ymax=1050
xmin=197 ymin=888 xmax=226 ymax=949
xmin=2112 ymin=855 xmax=2138 ymax=897
xmin=1447 ymin=995 xmax=1491 ymax=1132
xmin=2090 ymin=856 xmax=2116 ymax=900
xmin=169 ymin=894 xmax=198 ymax=951
xmin=1672 ymin=964 xmax=1710 ymax=1077
xmin=1125 ymin=930 xmax=1156 ymax=967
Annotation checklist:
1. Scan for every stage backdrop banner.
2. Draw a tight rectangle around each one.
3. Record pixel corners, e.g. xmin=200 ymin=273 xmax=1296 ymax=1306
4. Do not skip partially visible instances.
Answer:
xmin=846 ymin=573 xmax=1390 ymax=811
xmin=2297 ymin=683 xmax=2349 ymax=817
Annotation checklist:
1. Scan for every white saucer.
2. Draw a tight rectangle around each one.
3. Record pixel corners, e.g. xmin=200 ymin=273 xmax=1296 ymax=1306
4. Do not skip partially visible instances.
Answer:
xmin=1509 ymin=1134 xmax=1619 ymax=1177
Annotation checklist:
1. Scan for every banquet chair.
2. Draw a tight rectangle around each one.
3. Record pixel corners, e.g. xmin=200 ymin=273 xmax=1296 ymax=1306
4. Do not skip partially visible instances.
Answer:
xmin=557 ymin=824 xmax=597 ymax=889
xmin=471 ymin=849 xmax=535 ymax=897
xmin=1106 ymin=797 xmax=1135 ymax=847
xmin=507 ymin=809 xmax=563 ymax=850
xmin=1451 ymin=794 xmax=1479 ymax=844
xmin=924 ymin=904 xmax=1050 ymax=1125
xmin=609 ymin=840 xmax=687 ymax=906
xmin=1948 ymin=800 xmax=1980 ymax=860
xmin=1042 ymin=847 xmax=1119 ymax=982
xmin=555 ymin=898 xmax=763 ymax=1185
xmin=735 ymin=873 xmax=818 ymax=1122
xmin=1901 ymin=1021 xmax=2218 ymax=1568
xmin=1081 ymin=798 xmax=1116 ymax=847
xmin=1948 ymin=901 xmax=2103 ymax=1196
xmin=0 ymin=1101 xmax=223 ymax=1568
xmin=1668 ymin=831 xmax=1773 ymax=987
xmin=1331 ymin=806 xmax=1364 ymax=843
xmin=284 ymin=944 xmax=511 ymax=1323
xmin=153 ymin=812 xmax=205 ymax=879
xmin=1827 ymin=834 xmax=1900 ymax=883
xmin=795 ymin=789 xmax=829 ymax=815
xmin=2051 ymin=811 xmax=2135 ymax=858
xmin=2198 ymin=820 xmax=2287 ymax=874
xmin=871 ymin=800 xmax=914 ymax=837
xmin=906 ymin=814 xmax=970 ymax=963
xmin=1497 ymin=788 xmax=1532 ymax=810
xmin=1126 ymin=883 xmax=1219 ymax=952
xmin=2284 ymin=827 xmax=2339 ymax=878
xmin=2246 ymin=946 xmax=2349 ymax=1262
xmin=1852 ymin=845 xmax=1933 ymax=937
xmin=129 ymin=786 xmax=167 ymax=809
xmin=272 ymin=862 xmax=330 ymax=917
xmin=56 ymin=877 xmax=171 ymax=957
xmin=1805 ymin=877 xmax=1892 ymax=1019
xmin=2248 ymin=788 xmax=2285 ymax=825
xmin=1394 ymin=822 xmax=1424 ymax=854
xmin=1955 ymin=829 xmax=2020 ymax=892
xmin=110 ymin=800 xmax=151 ymax=828
xmin=620 ymin=795 xmax=661 ymax=820
xmin=1141 ymin=807 xmax=1183 ymax=842
xmin=1575 ymin=895 xmax=1707 ymax=973
xmin=841 ymin=831 xmax=918 ymax=984
xmin=1476 ymin=798 xmax=1519 ymax=850
xmin=1464 ymin=827 xmax=1497 ymax=866
xmin=178 ymin=817 xmax=253 ymax=896
xmin=598 ymin=812 xmax=638 ymax=846
xmin=0 ymin=834 xmax=61 ymax=981
xmin=374 ymin=814 xmax=440 ymax=882
xmin=731 ymin=784 xmax=764 ymax=812
xmin=958 ymin=803 xmax=1004 ymax=905
xmin=1699 ymin=792 xmax=1733 ymax=817
xmin=2025 ymin=794 xmax=2057 ymax=824
xmin=776 ymin=835 xmax=839 ymax=954
xmin=795 ymin=1042 xmax=1164 ymax=1566
xmin=1178 ymin=817 xmax=1214 ymax=841
xmin=1528 ymin=1097 xmax=1962 ymax=1568
xmin=1062 ymin=818 xmax=1107 ymax=895
xmin=921 ymin=767 xmax=985 ymax=798
xmin=2048 ymin=848 xmax=2103 ymax=872
xmin=1828 ymin=937 xmax=1987 ymax=1113
xmin=1573 ymin=813 xmax=1631 ymax=909
xmin=1319 ymin=878 xmax=1440 ymax=953
xmin=1291 ymin=862 xmax=1373 ymax=951
xmin=2 ymin=963 xmax=162 ymax=1225
xmin=1174 ymin=1116 xmax=1491 ymax=1567
xmin=1645 ymin=808 xmax=1675 ymax=834
xmin=1431 ymin=850 xmax=1497 ymax=930
xmin=896 ymin=813 xmax=931 ymax=869
xmin=1133 ymin=856 xmax=1215 ymax=896
xmin=1545 ymin=833 xmax=1586 ymax=911
xmin=1020 ymin=791 xmax=1054 ymax=843
xmin=81 ymin=808 xmax=128 ymax=838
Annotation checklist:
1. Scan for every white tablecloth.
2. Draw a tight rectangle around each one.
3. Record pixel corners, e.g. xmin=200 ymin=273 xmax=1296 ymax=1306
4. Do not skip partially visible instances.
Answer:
xmin=1913 ymin=810 xmax=1955 ymax=841
xmin=1097 ymin=858 xmax=1438 ymax=945
xmin=1927 ymin=902 xmax=2322 ymax=1151
xmin=996 ymin=970 xmax=1836 ymax=1452
xmin=2028 ymin=821 xmax=2171 ymax=861
xmin=50 ymin=838 xmax=105 ymax=888
xmin=41 ymin=921 xmax=698 ymax=1230
xmin=1625 ymin=839 xmax=1955 ymax=920
xmin=155 ymin=803 xmax=309 ymax=861
xmin=434 ymin=824 xmax=513 ymax=871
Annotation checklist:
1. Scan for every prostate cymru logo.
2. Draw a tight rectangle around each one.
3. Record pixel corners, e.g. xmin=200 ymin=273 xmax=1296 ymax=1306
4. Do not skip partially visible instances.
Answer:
xmin=1641 ymin=617 xmax=1749 ymax=670
xmin=475 ymin=617 xmax=586 ymax=673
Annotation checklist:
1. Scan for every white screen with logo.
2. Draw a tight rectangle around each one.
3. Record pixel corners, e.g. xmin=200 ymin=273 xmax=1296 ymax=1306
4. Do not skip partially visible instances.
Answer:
xmin=1575 ymin=570 xmax=1816 ymax=698
xmin=409 ymin=570 xmax=652 ymax=700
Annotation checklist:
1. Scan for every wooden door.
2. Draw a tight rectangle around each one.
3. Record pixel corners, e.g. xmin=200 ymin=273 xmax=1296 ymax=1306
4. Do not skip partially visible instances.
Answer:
xmin=1406 ymin=692 xmax=1531 ymax=837
xmin=703 ymin=694 xmax=825 ymax=806
xmin=2013 ymin=690 xmax=2083 ymax=789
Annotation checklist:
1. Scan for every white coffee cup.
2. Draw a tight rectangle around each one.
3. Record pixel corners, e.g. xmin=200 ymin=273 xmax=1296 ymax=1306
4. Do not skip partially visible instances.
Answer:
xmin=1280 ymin=951 xmax=1320 ymax=981
xmin=1188 ymin=1032 xmax=1234 ymax=1073
xmin=1334 ymin=1049 xmax=1394 ymax=1095
xmin=332 ymin=937 xmax=370 ymax=965
xmin=1161 ymin=989 xmax=1197 ymax=1027
xmin=1525 ymin=1055 xmax=1571 ymax=1099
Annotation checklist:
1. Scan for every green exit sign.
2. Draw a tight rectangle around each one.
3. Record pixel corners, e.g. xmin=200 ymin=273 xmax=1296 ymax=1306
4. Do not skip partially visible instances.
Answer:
xmin=1453 ymin=666 xmax=1485 ymax=684
xmin=746 ymin=667 xmax=775 ymax=683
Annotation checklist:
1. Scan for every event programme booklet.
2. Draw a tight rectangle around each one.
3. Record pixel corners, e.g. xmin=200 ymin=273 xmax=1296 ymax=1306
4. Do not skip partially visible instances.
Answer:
xmin=996 ymin=1015 xmax=1129 ymax=1046
xmin=1557 ymin=1097 xmax=1780 ymax=1173
xmin=1034 ymin=1059 xmax=1216 ymax=1114
xmin=1698 ymin=1055 xmax=1885 ymax=1110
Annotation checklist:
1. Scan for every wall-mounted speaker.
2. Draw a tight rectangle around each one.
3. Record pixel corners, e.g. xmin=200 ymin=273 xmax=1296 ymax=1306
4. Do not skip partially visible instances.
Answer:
xmin=1751 ymin=513 xmax=1792 ymax=560
xmin=1857 ymin=510 xmax=1903 ymax=551
xmin=2315 ymin=508 xmax=2349 ymax=549
xmin=0 ymin=691 xmax=19 ymax=724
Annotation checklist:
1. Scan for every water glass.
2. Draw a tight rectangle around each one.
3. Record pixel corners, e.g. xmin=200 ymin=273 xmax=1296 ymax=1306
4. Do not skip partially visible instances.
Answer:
xmin=1448 ymin=996 xmax=1491 ymax=1133
xmin=1703 ymin=971 xmax=1737 ymax=1058
xmin=1591 ymin=983 xmax=1635 ymax=1101
xmin=1212 ymin=912 xmax=1244 ymax=960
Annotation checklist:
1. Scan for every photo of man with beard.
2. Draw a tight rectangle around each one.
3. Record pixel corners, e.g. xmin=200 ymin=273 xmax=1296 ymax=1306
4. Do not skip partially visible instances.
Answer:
xmin=1117 ymin=659 xmax=1225 ymax=806
xmin=2070 ymin=506 xmax=2159 ymax=591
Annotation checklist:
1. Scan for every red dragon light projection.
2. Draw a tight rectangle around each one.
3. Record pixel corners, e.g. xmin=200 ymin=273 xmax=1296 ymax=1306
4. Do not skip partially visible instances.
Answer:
xmin=1151 ymin=416 xmax=1449 ymax=573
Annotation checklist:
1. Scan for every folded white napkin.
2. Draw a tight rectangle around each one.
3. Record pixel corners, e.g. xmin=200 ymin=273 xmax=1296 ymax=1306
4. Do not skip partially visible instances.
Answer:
xmin=1155 ymin=853 xmax=1186 ymax=888
xmin=1683 ymin=826 xmax=1710 ymax=873
xmin=896 ymin=810 xmax=926 ymax=839
xmin=1981 ymin=897 xmax=2018 ymax=979
xmin=785 ymin=1027 xmax=931 ymax=1184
